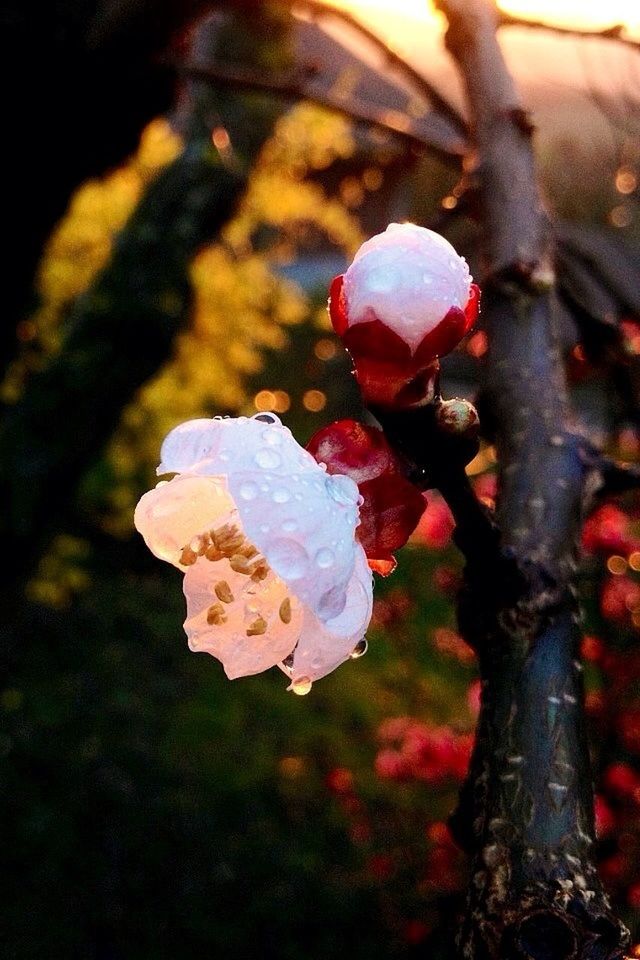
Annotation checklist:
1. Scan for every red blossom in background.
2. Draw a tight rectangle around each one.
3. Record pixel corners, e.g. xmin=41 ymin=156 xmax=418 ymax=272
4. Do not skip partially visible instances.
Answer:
xmin=375 ymin=716 xmax=473 ymax=784
xmin=582 ymin=503 xmax=638 ymax=555
xmin=600 ymin=575 xmax=640 ymax=624
xmin=410 ymin=492 xmax=455 ymax=549
xmin=306 ymin=419 xmax=425 ymax=575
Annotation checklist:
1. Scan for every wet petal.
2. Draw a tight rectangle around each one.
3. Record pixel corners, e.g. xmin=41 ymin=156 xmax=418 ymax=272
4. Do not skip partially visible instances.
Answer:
xmin=134 ymin=474 xmax=233 ymax=569
xmin=183 ymin=554 xmax=303 ymax=679
xmin=343 ymin=223 xmax=472 ymax=354
xmin=282 ymin=546 xmax=373 ymax=684
xmin=160 ymin=414 xmax=317 ymax=479
xmin=228 ymin=467 xmax=361 ymax=622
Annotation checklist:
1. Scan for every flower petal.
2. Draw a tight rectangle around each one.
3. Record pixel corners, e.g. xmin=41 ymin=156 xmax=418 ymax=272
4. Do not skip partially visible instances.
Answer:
xmin=342 ymin=223 xmax=472 ymax=353
xmin=158 ymin=418 xmax=223 ymax=475
xmin=134 ymin=474 xmax=234 ymax=569
xmin=159 ymin=414 xmax=317 ymax=479
xmin=183 ymin=555 xmax=303 ymax=679
xmin=307 ymin=420 xmax=426 ymax=567
xmin=227 ymin=468 xmax=361 ymax=622
xmin=283 ymin=545 xmax=373 ymax=684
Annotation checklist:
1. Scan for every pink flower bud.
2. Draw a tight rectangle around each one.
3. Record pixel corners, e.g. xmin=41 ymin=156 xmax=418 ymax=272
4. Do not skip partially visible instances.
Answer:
xmin=306 ymin=419 xmax=426 ymax=575
xmin=329 ymin=223 xmax=480 ymax=408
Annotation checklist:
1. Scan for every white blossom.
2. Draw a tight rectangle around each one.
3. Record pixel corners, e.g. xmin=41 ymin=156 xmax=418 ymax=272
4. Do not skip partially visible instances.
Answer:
xmin=134 ymin=414 xmax=373 ymax=693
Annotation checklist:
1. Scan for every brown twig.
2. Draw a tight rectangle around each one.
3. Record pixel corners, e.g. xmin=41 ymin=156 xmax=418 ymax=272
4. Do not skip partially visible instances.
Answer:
xmin=420 ymin=0 xmax=629 ymax=955
xmin=497 ymin=10 xmax=640 ymax=53
xmin=174 ymin=59 xmax=467 ymax=159
xmin=294 ymin=0 xmax=468 ymax=135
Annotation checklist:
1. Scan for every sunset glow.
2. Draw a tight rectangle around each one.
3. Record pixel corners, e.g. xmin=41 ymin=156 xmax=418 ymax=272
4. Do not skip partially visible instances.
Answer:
xmin=326 ymin=0 xmax=640 ymax=39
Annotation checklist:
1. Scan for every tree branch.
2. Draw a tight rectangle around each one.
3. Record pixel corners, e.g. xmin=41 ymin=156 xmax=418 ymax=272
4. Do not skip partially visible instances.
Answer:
xmin=416 ymin=0 xmax=629 ymax=955
xmin=176 ymin=59 xmax=467 ymax=159
xmin=497 ymin=10 xmax=640 ymax=53
xmin=294 ymin=0 xmax=469 ymax=136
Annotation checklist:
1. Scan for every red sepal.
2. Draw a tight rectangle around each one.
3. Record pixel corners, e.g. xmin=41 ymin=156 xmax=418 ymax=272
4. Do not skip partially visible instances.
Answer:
xmin=327 ymin=276 xmax=480 ymax=408
xmin=307 ymin=420 xmax=426 ymax=575
xmin=328 ymin=274 xmax=348 ymax=336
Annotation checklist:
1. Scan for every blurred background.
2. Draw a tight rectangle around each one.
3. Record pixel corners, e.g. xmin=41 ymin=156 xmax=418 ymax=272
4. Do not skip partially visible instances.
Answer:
xmin=3 ymin=1 xmax=640 ymax=957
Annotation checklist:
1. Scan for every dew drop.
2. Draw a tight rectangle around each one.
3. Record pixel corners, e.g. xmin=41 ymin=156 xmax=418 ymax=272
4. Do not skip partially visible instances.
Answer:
xmin=422 ymin=273 xmax=433 ymax=284
xmin=318 ymin=584 xmax=347 ymax=620
xmin=219 ymin=451 xmax=230 ymax=462
xmin=282 ymin=519 xmax=298 ymax=533
xmin=326 ymin=474 xmax=359 ymax=505
xmin=262 ymin=427 xmax=282 ymax=446
xmin=255 ymin=448 xmax=281 ymax=470
xmin=269 ymin=539 xmax=308 ymax=579
xmin=273 ymin=488 xmax=291 ymax=504
xmin=291 ymin=676 xmax=312 ymax=696
xmin=350 ymin=638 xmax=368 ymax=659
xmin=239 ymin=481 xmax=259 ymax=501
xmin=311 ymin=656 xmax=323 ymax=670
xmin=260 ymin=523 xmax=270 ymax=534
xmin=315 ymin=547 xmax=334 ymax=569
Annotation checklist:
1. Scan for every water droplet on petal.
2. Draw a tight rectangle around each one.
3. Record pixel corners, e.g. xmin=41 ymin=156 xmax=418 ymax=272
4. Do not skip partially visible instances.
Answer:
xmin=326 ymin=475 xmax=359 ymax=505
xmin=318 ymin=584 xmax=347 ymax=620
xmin=273 ymin=488 xmax=290 ymax=504
xmin=255 ymin=448 xmax=281 ymax=470
xmin=262 ymin=427 xmax=282 ymax=446
xmin=315 ymin=547 xmax=334 ymax=569
xmin=350 ymin=638 xmax=368 ymax=659
xmin=291 ymin=676 xmax=312 ymax=696
xmin=239 ymin=481 xmax=259 ymax=501
xmin=219 ymin=451 xmax=230 ymax=462
xmin=268 ymin=539 xmax=308 ymax=579
xmin=282 ymin=519 xmax=297 ymax=533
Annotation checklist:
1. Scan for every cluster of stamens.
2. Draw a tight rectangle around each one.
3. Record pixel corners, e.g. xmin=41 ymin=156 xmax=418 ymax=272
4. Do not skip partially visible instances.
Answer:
xmin=179 ymin=522 xmax=268 ymax=577
xmin=180 ymin=522 xmax=293 ymax=639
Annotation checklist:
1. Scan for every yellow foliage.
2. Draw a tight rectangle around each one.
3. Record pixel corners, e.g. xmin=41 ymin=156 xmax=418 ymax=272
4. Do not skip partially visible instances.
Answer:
xmin=11 ymin=105 xmax=362 ymax=553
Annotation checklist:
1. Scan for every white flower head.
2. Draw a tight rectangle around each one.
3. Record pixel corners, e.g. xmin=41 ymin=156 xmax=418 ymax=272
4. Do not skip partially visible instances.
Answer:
xmin=134 ymin=414 xmax=373 ymax=693
xmin=342 ymin=222 xmax=472 ymax=353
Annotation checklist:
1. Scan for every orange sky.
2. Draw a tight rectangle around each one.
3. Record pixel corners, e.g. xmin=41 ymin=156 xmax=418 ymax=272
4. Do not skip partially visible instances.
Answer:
xmin=326 ymin=0 xmax=640 ymax=40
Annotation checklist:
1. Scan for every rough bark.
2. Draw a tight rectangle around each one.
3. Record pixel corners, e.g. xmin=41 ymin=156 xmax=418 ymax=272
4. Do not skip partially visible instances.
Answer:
xmin=380 ymin=0 xmax=629 ymax=955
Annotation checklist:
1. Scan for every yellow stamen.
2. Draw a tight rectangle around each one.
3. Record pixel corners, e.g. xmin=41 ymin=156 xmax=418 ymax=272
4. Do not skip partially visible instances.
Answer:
xmin=180 ymin=546 xmax=197 ymax=566
xmin=214 ymin=580 xmax=234 ymax=604
xmin=279 ymin=598 xmax=292 ymax=624
xmin=239 ymin=544 xmax=259 ymax=560
xmin=190 ymin=534 xmax=209 ymax=556
xmin=230 ymin=554 xmax=253 ymax=574
xmin=251 ymin=563 xmax=269 ymax=582
xmin=206 ymin=603 xmax=227 ymax=625
xmin=247 ymin=616 xmax=267 ymax=636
